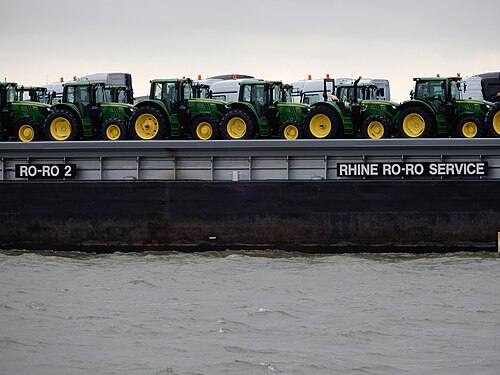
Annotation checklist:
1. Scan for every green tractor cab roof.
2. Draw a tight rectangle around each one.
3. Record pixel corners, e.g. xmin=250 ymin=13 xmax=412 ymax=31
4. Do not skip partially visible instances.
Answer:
xmin=150 ymin=78 xmax=192 ymax=84
xmin=414 ymin=77 xmax=461 ymax=82
xmin=62 ymin=81 xmax=107 ymax=87
xmin=239 ymin=79 xmax=282 ymax=86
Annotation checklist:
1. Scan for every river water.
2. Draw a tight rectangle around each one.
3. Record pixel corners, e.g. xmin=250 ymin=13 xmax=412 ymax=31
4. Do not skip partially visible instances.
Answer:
xmin=0 ymin=249 xmax=499 ymax=375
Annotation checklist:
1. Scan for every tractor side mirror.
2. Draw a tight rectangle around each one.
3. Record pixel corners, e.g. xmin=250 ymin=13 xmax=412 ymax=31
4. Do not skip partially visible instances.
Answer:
xmin=410 ymin=90 xmax=414 ymax=100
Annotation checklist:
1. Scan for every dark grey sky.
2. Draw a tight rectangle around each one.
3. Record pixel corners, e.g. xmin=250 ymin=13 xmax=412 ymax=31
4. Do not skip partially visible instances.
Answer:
xmin=1 ymin=0 xmax=499 ymax=100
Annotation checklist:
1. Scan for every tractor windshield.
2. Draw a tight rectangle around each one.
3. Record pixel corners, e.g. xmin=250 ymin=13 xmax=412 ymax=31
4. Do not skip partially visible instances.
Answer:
xmin=183 ymin=83 xmax=193 ymax=100
xmin=153 ymin=82 xmax=179 ymax=103
xmin=192 ymin=84 xmax=210 ymax=99
xmin=450 ymin=81 xmax=461 ymax=100
xmin=96 ymin=86 xmax=106 ymax=104
xmin=337 ymin=86 xmax=365 ymax=103
xmin=272 ymin=85 xmax=281 ymax=103
xmin=242 ymin=84 xmax=267 ymax=105
xmin=6 ymin=84 xmax=17 ymax=102
xmin=281 ymin=86 xmax=294 ymax=103
xmin=415 ymin=81 xmax=444 ymax=101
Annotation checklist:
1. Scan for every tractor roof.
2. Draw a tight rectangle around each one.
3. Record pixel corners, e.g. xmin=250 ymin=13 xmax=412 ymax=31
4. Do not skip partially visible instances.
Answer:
xmin=240 ymin=79 xmax=282 ymax=86
xmin=63 ymin=81 xmax=106 ymax=87
xmin=0 ymin=82 xmax=17 ymax=86
xmin=414 ymin=77 xmax=461 ymax=82
xmin=150 ymin=78 xmax=191 ymax=84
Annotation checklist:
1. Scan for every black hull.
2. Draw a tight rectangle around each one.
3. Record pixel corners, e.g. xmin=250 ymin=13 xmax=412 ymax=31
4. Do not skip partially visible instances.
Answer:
xmin=1 ymin=179 xmax=498 ymax=253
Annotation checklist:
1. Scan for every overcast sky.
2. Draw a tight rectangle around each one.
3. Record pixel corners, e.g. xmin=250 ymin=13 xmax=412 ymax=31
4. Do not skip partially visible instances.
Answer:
xmin=1 ymin=0 xmax=499 ymax=101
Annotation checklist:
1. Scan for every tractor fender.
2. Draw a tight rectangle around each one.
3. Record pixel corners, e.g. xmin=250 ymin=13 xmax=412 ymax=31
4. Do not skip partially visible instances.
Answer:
xmin=51 ymin=103 xmax=84 ymax=124
xmin=226 ymin=102 xmax=259 ymax=126
xmin=134 ymin=99 xmax=170 ymax=117
xmin=397 ymin=100 xmax=436 ymax=118
xmin=133 ymin=100 xmax=171 ymax=125
xmin=310 ymin=101 xmax=345 ymax=123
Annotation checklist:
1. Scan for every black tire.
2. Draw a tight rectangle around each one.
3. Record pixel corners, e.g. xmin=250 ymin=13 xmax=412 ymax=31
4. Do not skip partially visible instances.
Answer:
xmin=129 ymin=106 xmax=167 ymax=140
xmin=14 ymin=117 xmax=42 ymax=142
xmin=362 ymin=115 xmax=391 ymax=139
xmin=101 ymin=118 xmax=127 ymax=140
xmin=221 ymin=109 xmax=254 ymax=139
xmin=44 ymin=109 xmax=80 ymax=141
xmin=485 ymin=103 xmax=500 ymax=137
xmin=279 ymin=120 xmax=302 ymax=140
xmin=191 ymin=115 xmax=218 ymax=140
xmin=303 ymin=105 xmax=341 ymax=139
xmin=455 ymin=115 xmax=484 ymax=138
xmin=396 ymin=105 xmax=434 ymax=138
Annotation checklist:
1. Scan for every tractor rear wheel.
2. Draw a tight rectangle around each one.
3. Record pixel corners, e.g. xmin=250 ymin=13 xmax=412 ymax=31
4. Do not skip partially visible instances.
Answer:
xmin=101 ymin=118 xmax=127 ymax=140
xmin=130 ymin=106 xmax=167 ymax=140
xmin=15 ymin=117 xmax=42 ymax=142
xmin=485 ymin=103 xmax=500 ymax=137
xmin=191 ymin=115 xmax=218 ymax=140
xmin=396 ymin=106 xmax=434 ymax=138
xmin=221 ymin=109 xmax=254 ymax=139
xmin=303 ymin=106 xmax=341 ymax=139
xmin=279 ymin=120 xmax=302 ymax=140
xmin=362 ymin=115 xmax=391 ymax=139
xmin=455 ymin=115 xmax=484 ymax=138
xmin=44 ymin=109 xmax=79 ymax=141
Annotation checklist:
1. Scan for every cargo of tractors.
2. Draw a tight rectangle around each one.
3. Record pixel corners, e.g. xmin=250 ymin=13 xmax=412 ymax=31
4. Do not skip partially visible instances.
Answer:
xmin=1 ymin=73 xmax=500 ymax=142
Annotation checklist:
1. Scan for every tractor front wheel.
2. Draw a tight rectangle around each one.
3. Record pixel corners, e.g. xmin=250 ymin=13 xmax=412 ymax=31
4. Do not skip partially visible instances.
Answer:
xmin=362 ymin=115 xmax=391 ymax=139
xmin=485 ymin=103 xmax=500 ymax=137
xmin=44 ymin=110 xmax=79 ymax=141
xmin=101 ymin=118 xmax=127 ymax=140
xmin=221 ymin=110 xmax=254 ymax=139
xmin=279 ymin=120 xmax=302 ymax=140
xmin=15 ymin=117 xmax=42 ymax=142
xmin=455 ymin=115 xmax=484 ymax=138
xmin=191 ymin=115 xmax=218 ymax=140
xmin=130 ymin=106 xmax=167 ymax=140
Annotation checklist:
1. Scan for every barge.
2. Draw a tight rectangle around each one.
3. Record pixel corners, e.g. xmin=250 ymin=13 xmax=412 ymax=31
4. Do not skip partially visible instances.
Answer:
xmin=1 ymin=139 xmax=500 ymax=253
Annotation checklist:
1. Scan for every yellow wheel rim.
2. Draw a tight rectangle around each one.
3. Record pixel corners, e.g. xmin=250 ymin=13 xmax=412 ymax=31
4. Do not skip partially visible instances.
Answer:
xmin=309 ymin=114 xmax=331 ymax=138
xmin=135 ymin=113 xmax=159 ymax=140
xmin=196 ymin=121 xmax=213 ymax=140
xmin=402 ymin=113 xmax=425 ymax=137
xmin=227 ymin=117 xmax=246 ymax=139
xmin=493 ymin=112 xmax=500 ymax=135
xmin=50 ymin=117 xmax=72 ymax=141
xmin=367 ymin=121 xmax=385 ymax=139
xmin=462 ymin=121 xmax=478 ymax=138
xmin=106 ymin=124 xmax=121 ymax=140
xmin=19 ymin=124 xmax=35 ymax=142
xmin=283 ymin=124 xmax=299 ymax=140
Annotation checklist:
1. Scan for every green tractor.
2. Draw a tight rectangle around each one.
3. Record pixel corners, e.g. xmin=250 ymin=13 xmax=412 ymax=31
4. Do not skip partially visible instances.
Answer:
xmin=0 ymin=82 xmax=51 ymax=142
xmin=44 ymin=81 xmax=134 ymax=141
xmin=220 ymin=80 xmax=310 ymax=140
xmin=303 ymin=77 xmax=399 ymax=139
xmin=396 ymin=76 xmax=492 ymax=138
xmin=129 ymin=78 xmax=227 ymax=140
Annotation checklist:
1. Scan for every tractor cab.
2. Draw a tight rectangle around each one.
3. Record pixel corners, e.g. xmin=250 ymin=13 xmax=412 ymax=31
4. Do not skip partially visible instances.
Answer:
xmin=150 ymin=79 xmax=192 ymax=115
xmin=192 ymin=83 xmax=211 ymax=99
xmin=412 ymin=77 xmax=462 ymax=127
xmin=104 ymin=85 xmax=133 ymax=104
xmin=62 ymin=81 xmax=104 ymax=122
xmin=17 ymin=86 xmax=49 ymax=104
